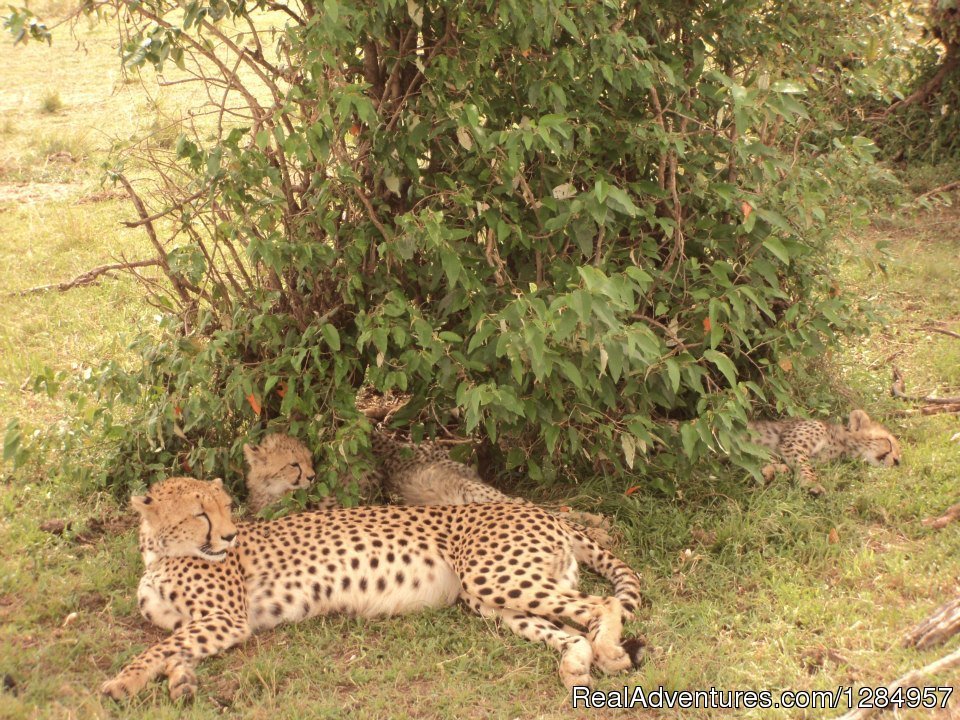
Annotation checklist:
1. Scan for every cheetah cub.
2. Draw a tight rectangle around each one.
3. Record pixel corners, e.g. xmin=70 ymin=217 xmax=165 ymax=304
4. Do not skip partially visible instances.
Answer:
xmin=101 ymin=477 xmax=645 ymax=700
xmin=245 ymin=431 xmax=615 ymax=545
xmin=750 ymin=410 xmax=901 ymax=496
xmin=243 ymin=433 xmax=381 ymax=513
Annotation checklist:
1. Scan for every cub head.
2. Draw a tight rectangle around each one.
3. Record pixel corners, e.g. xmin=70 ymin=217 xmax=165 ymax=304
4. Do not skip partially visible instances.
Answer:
xmin=243 ymin=433 xmax=316 ymax=512
xmin=847 ymin=410 xmax=902 ymax=468
xmin=132 ymin=477 xmax=237 ymax=564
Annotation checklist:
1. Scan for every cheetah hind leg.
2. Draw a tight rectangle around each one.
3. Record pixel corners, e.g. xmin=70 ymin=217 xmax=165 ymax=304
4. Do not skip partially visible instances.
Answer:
xmin=461 ymin=592 xmax=594 ymax=689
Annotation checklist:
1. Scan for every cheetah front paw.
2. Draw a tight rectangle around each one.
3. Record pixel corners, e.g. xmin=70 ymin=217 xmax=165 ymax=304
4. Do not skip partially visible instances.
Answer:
xmin=761 ymin=463 xmax=790 ymax=483
xmin=559 ymin=637 xmax=594 ymax=689
xmin=166 ymin=662 xmax=198 ymax=702
xmin=806 ymin=483 xmax=827 ymax=497
xmin=100 ymin=674 xmax=142 ymax=701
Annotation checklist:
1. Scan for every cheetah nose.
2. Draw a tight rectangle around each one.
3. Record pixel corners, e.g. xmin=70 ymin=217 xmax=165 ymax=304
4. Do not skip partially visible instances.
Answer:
xmin=222 ymin=532 xmax=237 ymax=543
xmin=893 ymin=457 xmax=901 ymax=466
xmin=305 ymin=473 xmax=316 ymax=483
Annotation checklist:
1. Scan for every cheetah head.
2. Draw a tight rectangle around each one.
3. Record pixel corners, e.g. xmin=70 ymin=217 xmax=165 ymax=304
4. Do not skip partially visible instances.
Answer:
xmin=132 ymin=477 xmax=238 ymax=564
xmin=243 ymin=433 xmax=317 ymax=512
xmin=848 ymin=410 xmax=902 ymax=468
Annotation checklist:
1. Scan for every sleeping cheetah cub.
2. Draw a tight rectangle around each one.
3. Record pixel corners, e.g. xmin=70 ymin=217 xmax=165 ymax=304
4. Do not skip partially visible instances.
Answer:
xmin=243 ymin=433 xmax=382 ymax=513
xmin=243 ymin=434 xmax=320 ymax=513
xmin=750 ymin=409 xmax=901 ymax=496
xmin=101 ymin=477 xmax=644 ymax=700
xmin=245 ymin=431 xmax=615 ymax=544
xmin=665 ymin=410 xmax=901 ymax=495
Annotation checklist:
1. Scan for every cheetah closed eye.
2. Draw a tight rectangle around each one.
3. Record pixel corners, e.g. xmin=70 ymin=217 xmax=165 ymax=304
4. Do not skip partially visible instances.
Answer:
xmin=101 ymin=477 xmax=645 ymax=701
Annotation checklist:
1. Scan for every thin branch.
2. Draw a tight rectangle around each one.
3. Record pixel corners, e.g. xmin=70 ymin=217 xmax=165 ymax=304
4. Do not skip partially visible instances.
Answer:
xmin=116 ymin=173 xmax=194 ymax=305
xmin=10 ymin=259 xmax=161 ymax=295
xmin=916 ymin=180 xmax=960 ymax=201
xmin=120 ymin=189 xmax=206 ymax=228
xmin=890 ymin=367 xmax=960 ymax=405
xmin=836 ymin=646 xmax=960 ymax=720
xmin=921 ymin=503 xmax=960 ymax=531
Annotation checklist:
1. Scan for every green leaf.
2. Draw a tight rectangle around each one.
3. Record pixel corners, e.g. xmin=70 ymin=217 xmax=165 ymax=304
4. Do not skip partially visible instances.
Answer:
xmin=763 ymin=237 xmax=791 ymax=265
xmin=770 ymin=80 xmax=806 ymax=94
xmin=703 ymin=349 xmax=738 ymax=388
xmin=321 ymin=324 xmax=341 ymax=351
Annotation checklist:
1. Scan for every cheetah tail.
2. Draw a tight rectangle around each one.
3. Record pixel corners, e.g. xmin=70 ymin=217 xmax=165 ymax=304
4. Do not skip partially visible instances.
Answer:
xmin=566 ymin=524 xmax=643 ymax=619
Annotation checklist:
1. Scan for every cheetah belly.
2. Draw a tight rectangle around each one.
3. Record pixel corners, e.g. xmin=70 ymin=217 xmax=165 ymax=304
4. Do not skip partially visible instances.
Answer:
xmin=245 ymin=550 xmax=461 ymax=631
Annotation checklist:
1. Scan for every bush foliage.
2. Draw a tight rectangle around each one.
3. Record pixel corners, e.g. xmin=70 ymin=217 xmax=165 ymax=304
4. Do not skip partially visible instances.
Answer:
xmin=5 ymin=0 xmax=888 ymax=497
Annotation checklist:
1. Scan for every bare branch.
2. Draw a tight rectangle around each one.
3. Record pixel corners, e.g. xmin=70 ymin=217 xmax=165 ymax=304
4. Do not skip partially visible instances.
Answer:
xmin=10 ymin=259 xmax=161 ymax=296
xmin=890 ymin=367 xmax=960 ymax=404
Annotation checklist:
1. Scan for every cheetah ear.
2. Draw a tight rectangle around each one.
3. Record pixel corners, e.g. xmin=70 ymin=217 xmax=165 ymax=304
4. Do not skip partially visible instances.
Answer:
xmin=848 ymin=410 xmax=871 ymax=432
xmin=211 ymin=477 xmax=224 ymax=489
xmin=130 ymin=494 xmax=154 ymax=517
xmin=243 ymin=443 xmax=261 ymax=465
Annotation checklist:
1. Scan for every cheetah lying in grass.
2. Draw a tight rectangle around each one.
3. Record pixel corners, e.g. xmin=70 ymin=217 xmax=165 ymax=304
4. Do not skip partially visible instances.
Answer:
xmin=664 ymin=409 xmax=902 ymax=496
xmin=749 ymin=409 xmax=901 ymax=495
xmin=101 ymin=477 xmax=645 ymax=700
xmin=244 ymin=431 xmax=616 ymax=544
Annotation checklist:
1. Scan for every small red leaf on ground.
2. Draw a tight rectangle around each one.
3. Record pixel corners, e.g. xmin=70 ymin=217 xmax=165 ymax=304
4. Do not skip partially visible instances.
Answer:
xmin=828 ymin=527 xmax=840 ymax=544
xmin=247 ymin=393 xmax=262 ymax=415
xmin=703 ymin=317 xmax=712 ymax=333
xmin=625 ymin=485 xmax=642 ymax=496
xmin=741 ymin=201 xmax=753 ymax=219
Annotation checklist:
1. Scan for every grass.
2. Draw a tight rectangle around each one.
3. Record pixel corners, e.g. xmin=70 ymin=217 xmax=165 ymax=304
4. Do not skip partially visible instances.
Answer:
xmin=2 ymin=10 xmax=960 ymax=720
xmin=39 ymin=91 xmax=63 ymax=115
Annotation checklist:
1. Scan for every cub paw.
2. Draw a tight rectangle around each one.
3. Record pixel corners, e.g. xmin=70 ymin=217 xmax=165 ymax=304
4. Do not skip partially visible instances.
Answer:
xmin=100 ymin=677 xmax=135 ymax=701
xmin=807 ymin=483 xmax=827 ymax=497
xmin=621 ymin=637 xmax=647 ymax=668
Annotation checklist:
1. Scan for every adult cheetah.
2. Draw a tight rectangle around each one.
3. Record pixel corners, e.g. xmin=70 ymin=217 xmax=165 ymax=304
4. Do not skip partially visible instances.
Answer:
xmin=101 ymin=477 xmax=644 ymax=700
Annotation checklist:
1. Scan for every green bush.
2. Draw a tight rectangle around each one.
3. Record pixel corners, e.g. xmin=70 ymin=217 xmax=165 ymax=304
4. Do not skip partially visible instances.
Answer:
xmin=5 ymin=0 xmax=885 ymax=498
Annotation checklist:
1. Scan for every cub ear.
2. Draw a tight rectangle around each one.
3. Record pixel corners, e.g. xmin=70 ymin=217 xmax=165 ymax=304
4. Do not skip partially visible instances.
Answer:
xmin=243 ymin=443 xmax=260 ymax=465
xmin=130 ymin=494 xmax=154 ymax=517
xmin=211 ymin=477 xmax=224 ymax=489
xmin=848 ymin=409 xmax=871 ymax=432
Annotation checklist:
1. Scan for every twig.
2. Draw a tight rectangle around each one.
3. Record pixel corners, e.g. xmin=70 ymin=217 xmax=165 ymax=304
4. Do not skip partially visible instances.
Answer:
xmin=836 ymin=646 xmax=960 ymax=719
xmin=10 ymin=259 xmax=161 ymax=295
xmin=922 ymin=503 xmax=960 ymax=531
xmin=922 ymin=326 xmax=960 ymax=341
xmin=883 ymin=42 xmax=960 ymax=118
xmin=890 ymin=367 xmax=960 ymax=405
xmin=120 ymin=188 xmax=206 ymax=228
xmin=916 ymin=180 xmax=960 ymax=201
xmin=903 ymin=598 xmax=960 ymax=650
xmin=116 ymin=173 xmax=194 ymax=305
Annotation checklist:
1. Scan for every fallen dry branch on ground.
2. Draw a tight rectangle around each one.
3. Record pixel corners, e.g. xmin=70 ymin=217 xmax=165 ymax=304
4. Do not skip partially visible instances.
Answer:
xmin=837 ymin=646 xmax=960 ymax=720
xmin=922 ymin=503 xmax=960 ymax=531
xmin=916 ymin=180 xmax=960 ymax=202
xmin=890 ymin=367 xmax=960 ymax=405
xmin=904 ymin=598 xmax=960 ymax=649
xmin=10 ymin=259 xmax=161 ymax=295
